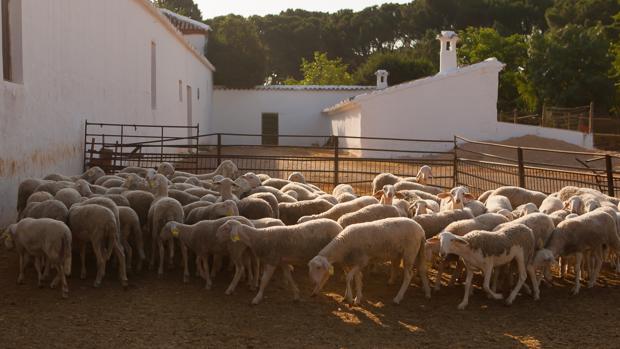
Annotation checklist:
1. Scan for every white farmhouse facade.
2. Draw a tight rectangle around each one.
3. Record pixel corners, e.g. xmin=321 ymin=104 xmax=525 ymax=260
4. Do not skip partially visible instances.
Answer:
xmin=0 ymin=0 xmax=215 ymax=226
xmin=212 ymin=85 xmax=375 ymax=146
xmin=324 ymin=31 xmax=594 ymax=157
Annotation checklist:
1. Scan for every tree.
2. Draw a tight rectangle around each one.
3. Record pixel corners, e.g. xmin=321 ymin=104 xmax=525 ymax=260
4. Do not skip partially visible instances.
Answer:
xmin=354 ymin=50 xmax=434 ymax=86
xmin=285 ymin=52 xmax=354 ymax=85
xmin=154 ymin=0 xmax=202 ymax=21
xmin=523 ymin=24 xmax=615 ymax=110
xmin=458 ymin=27 xmax=528 ymax=111
xmin=545 ymin=0 xmax=620 ymax=29
xmin=206 ymin=15 xmax=267 ymax=88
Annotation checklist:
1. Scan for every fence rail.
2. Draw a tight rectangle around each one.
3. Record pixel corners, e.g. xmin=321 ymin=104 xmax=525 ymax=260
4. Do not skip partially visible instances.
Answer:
xmin=83 ymin=122 xmax=620 ymax=197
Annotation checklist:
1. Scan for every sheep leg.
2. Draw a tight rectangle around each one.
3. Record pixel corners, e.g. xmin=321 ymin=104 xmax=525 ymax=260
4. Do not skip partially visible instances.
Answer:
xmin=353 ymin=270 xmax=364 ymax=305
xmin=252 ymin=264 xmax=276 ymax=305
xmin=135 ymin=226 xmax=146 ymax=263
xmin=167 ymin=239 xmax=175 ymax=270
xmin=506 ymin=255 xmax=526 ymax=305
xmin=558 ymin=257 xmax=567 ymax=278
xmin=123 ymin=239 xmax=133 ymax=274
xmin=483 ymin=265 xmax=503 ymax=300
xmin=449 ymin=259 xmax=464 ymax=287
xmin=344 ymin=266 xmax=360 ymax=304
xmin=195 ymin=256 xmax=202 ymax=277
xmin=434 ymin=259 xmax=447 ymax=291
xmin=149 ymin=236 xmax=157 ymax=271
xmin=281 ymin=264 xmax=300 ymax=301
xmin=572 ymin=253 xmax=583 ymax=295
xmin=202 ymin=257 xmax=213 ymax=290
xmin=112 ymin=239 xmax=129 ymax=289
xmin=457 ymin=268 xmax=474 ymax=310
xmin=42 ymin=258 xmax=51 ymax=281
xmin=211 ymin=255 xmax=223 ymax=278
xmin=181 ymin=243 xmax=190 ymax=283
xmin=588 ymin=248 xmax=603 ymax=289
xmin=158 ymin=241 xmax=165 ymax=276
xmin=92 ymin=241 xmax=106 ymax=288
xmin=16 ymin=253 xmax=27 ymax=285
xmin=34 ymin=257 xmax=44 ymax=288
xmin=387 ymin=257 xmax=400 ymax=285
xmin=416 ymin=252 xmax=431 ymax=299
xmin=225 ymin=258 xmax=244 ymax=295
xmin=527 ymin=264 xmax=540 ymax=300
xmin=80 ymin=243 xmax=87 ymax=280
xmin=58 ymin=264 xmax=69 ymax=299
xmin=393 ymin=263 xmax=412 ymax=305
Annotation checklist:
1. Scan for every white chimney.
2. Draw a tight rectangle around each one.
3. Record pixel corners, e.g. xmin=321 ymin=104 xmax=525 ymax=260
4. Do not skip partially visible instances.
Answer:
xmin=437 ymin=31 xmax=459 ymax=74
xmin=375 ymin=70 xmax=389 ymax=89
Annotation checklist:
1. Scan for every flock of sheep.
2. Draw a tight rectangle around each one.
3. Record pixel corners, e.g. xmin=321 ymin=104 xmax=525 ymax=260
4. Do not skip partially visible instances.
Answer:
xmin=5 ymin=160 xmax=620 ymax=310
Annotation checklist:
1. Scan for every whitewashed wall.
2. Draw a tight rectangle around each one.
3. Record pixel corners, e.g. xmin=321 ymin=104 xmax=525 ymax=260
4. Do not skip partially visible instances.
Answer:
xmin=212 ymin=88 xmax=372 ymax=146
xmin=0 ymin=0 xmax=214 ymax=227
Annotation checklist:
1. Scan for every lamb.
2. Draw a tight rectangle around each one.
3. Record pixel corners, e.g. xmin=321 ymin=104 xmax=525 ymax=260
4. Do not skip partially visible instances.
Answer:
xmin=512 ymin=203 xmax=539 ymax=219
xmin=68 ymin=204 xmax=128 ymax=288
xmin=535 ymin=210 xmax=620 ymax=295
xmin=3 ymin=218 xmax=72 ymax=298
xmin=118 ymin=206 xmax=145 ymax=272
xmin=487 ymin=186 xmax=547 ymax=208
xmin=539 ymin=196 xmax=563 ymax=214
xmin=308 ymin=217 xmax=430 ymax=305
xmin=26 ymin=191 xmax=54 ymax=205
xmin=336 ymin=204 xmax=402 ymax=228
xmin=213 ymin=178 xmax=240 ymax=202
xmin=485 ymin=195 xmax=513 ymax=213
xmin=427 ymin=213 xmax=510 ymax=290
xmin=278 ymin=199 xmax=334 ymax=225
xmin=297 ymin=196 xmax=378 ymax=223
xmin=438 ymin=186 xmax=475 ymax=211
xmin=237 ymin=198 xmax=274 ymax=219
xmin=185 ymin=200 xmax=239 ymax=225
xmin=371 ymin=166 xmax=433 ymax=193
xmin=373 ymin=184 xmax=397 ymax=205
xmin=20 ymin=200 xmax=69 ymax=222
xmin=438 ymin=223 xmax=538 ymax=309
xmin=247 ymin=192 xmax=279 ymax=219
xmin=410 ymin=200 xmax=440 ymax=216
xmin=220 ymin=218 xmax=342 ymax=304
xmin=159 ymin=216 xmax=253 ymax=293
xmin=413 ymin=209 xmax=474 ymax=238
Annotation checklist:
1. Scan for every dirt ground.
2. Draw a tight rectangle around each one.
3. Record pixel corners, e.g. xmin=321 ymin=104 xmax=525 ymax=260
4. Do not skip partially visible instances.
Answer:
xmin=0 ymin=249 xmax=619 ymax=349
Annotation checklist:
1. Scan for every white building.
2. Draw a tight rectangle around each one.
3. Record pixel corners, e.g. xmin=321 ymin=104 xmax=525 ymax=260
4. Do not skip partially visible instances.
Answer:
xmin=212 ymin=85 xmax=375 ymax=146
xmin=0 ymin=0 xmax=215 ymax=226
xmin=324 ymin=31 xmax=593 ymax=156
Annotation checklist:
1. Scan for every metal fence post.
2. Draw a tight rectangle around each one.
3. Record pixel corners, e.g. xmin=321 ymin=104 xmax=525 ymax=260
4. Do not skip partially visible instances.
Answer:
xmin=120 ymin=125 xmax=124 ymax=169
xmin=216 ymin=133 xmax=222 ymax=166
xmin=113 ymin=141 xmax=119 ymax=173
xmin=517 ymin=147 xmax=525 ymax=188
xmin=83 ymin=121 xmax=89 ymax=172
xmin=160 ymin=126 xmax=164 ymax=163
xmin=453 ymin=136 xmax=458 ymax=188
xmin=333 ymin=136 xmax=339 ymax=188
xmin=589 ymin=101 xmax=594 ymax=134
xmin=606 ymin=154 xmax=614 ymax=197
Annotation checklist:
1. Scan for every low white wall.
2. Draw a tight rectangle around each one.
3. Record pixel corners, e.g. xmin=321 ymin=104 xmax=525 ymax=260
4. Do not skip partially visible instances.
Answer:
xmin=212 ymin=88 xmax=371 ymax=146
xmin=0 ymin=0 xmax=214 ymax=227
xmin=489 ymin=122 xmax=594 ymax=148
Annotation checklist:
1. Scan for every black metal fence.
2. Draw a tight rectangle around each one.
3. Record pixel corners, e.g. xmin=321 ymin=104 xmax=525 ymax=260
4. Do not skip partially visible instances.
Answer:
xmin=84 ymin=122 xmax=620 ymax=197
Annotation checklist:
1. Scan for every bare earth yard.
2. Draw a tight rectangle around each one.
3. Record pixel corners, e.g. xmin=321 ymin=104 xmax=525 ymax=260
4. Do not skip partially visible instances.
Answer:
xmin=0 ymin=249 xmax=618 ymax=348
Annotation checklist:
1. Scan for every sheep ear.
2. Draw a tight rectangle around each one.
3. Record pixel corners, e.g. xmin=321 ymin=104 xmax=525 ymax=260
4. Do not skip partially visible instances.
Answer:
xmin=437 ymin=192 xmax=450 ymax=199
xmin=427 ymin=236 xmax=439 ymax=243
xmin=372 ymin=191 xmax=383 ymax=199
xmin=453 ymin=238 xmax=468 ymax=245
xmin=463 ymin=193 xmax=475 ymax=203
xmin=395 ymin=191 xmax=405 ymax=199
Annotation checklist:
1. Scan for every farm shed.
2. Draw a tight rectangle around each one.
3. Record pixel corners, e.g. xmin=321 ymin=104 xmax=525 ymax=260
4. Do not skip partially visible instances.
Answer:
xmin=0 ymin=0 xmax=215 ymax=226
xmin=324 ymin=31 xmax=593 ymax=157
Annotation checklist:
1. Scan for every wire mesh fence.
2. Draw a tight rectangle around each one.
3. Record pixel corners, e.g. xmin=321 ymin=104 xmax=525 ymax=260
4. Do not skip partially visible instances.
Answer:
xmin=84 ymin=122 xmax=620 ymax=198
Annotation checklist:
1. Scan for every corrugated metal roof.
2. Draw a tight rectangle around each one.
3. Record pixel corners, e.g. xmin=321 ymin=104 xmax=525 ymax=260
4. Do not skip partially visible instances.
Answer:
xmin=215 ymin=85 xmax=376 ymax=91
xmin=160 ymin=8 xmax=211 ymax=34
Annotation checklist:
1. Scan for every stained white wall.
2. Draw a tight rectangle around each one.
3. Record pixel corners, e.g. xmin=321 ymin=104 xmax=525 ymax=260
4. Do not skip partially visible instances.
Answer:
xmin=212 ymin=88 xmax=372 ymax=146
xmin=0 ymin=0 xmax=214 ymax=227
xmin=184 ymin=33 xmax=206 ymax=55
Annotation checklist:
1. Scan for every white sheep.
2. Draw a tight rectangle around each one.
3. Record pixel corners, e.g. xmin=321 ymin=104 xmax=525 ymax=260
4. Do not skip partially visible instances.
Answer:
xmin=278 ymin=198 xmax=334 ymax=225
xmin=485 ymin=194 xmax=513 ymax=213
xmin=185 ymin=200 xmax=239 ymax=224
xmin=437 ymin=186 xmax=475 ymax=211
xmin=3 ymin=218 xmax=72 ymax=298
xmin=512 ymin=203 xmax=539 ymax=219
xmin=539 ymin=196 xmax=563 ymax=214
xmin=413 ymin=209 xmax=474 ymax=238
xmin=20 ymin=199 xmax=69 ymax=222
xmin=439 ymin=223 xmax=538 ymax=309
xmin=336 ymin=203 xmax=402 ymax=228
xmin=410 ymin=200 xmax=440 ymax=216
xmin=25 ymin=191 xmax=54 ymax=205
xmin=308 ymin=217 xmax=430 ymax=305
xmin=297 ymin=196 xmax=378 ymax=223
xmin=487 ymin=186 xmax=547 ymax=208
xmin=220 ymin=218 xmax=342 ymax=304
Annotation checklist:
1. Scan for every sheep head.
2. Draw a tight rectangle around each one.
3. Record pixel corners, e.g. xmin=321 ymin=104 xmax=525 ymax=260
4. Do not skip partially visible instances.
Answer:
xmin=564 ymin=196 xmax=584 ymax=215
xmin=308 ymin=255 xmax=333 ymax=293
xmin=438 ymin=231 xmax=468 ymax=258
xmin=373 ymin=184 xmax=396 ymax=205
xmin=438 ymin=186 xmax=474 ymax=210
xmin=415 ymin=165 xmax=433 ymax=185
xmin=157 ymin=162 xmax=175 ymax=178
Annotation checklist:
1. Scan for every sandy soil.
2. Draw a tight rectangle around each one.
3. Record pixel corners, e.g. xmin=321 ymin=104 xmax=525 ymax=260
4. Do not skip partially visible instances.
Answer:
xmin=0 ymin=249 xmax=618 ymax=349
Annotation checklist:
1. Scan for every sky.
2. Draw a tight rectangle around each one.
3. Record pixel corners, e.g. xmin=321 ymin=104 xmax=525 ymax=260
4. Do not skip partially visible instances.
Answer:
xmin=195 ymin=0 xmax=411 ymax=19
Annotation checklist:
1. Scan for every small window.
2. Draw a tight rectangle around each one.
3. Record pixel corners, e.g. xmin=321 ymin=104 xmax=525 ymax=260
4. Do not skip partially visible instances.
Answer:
xmin=446 ymin=41 xmax=451 ymax=51
xmin=197 ymin=88 xmax=200 ymax=100
xmin=179 ymin=80 xmax=183 ymax=101
xmin=151 ymin=41 xmax=157 ymax=109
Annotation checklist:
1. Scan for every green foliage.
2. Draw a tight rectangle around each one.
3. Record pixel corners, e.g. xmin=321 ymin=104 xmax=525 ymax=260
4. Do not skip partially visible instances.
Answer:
xmin=545 ymin=0 xmax=620 ymax=29
xmin=285 ymin=52 xmax=354 ymax=85
xmin=523 ymin=24 xmax=615 ymax=109
xmin=354 ymin=50 xmax=434 ymax=86
xmin=154 ymin=0 xmax=202 ymax=21
xmin=458 ymin=27 xmax=528 ymax=111
xmin=206 ymin=15 xmax=267 ymax=88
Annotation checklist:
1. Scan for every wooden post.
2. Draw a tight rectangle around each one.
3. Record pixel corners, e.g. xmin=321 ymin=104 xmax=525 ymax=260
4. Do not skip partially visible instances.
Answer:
xmin=333 ymin=136 xmax=339 ymax=188
xmin=541 ymin=103 xmax=547 ymax=127
xmin=113 ymin=141 xmax=119 ymax=173
xmin=89 ymin=137 xmax=95 ymax=166
xmin=83 ymin=121 xmax=89 ymax=172
xmin=513 ymin=109 xmax=517 ymax=124
xmin=606 ymin=154 xmax=614 ymax=197
xmin=517 ymin=147 xmax=525 ymax=188
xmin=119 ymin=125 xmax=124 ymax=169
xmin=216 ymin=133 xmax=222 ymax=166
xmin=453 ymin=136 xmax=458 ymax=188
xmin=589 ymin=101 xmax=594 ymax=134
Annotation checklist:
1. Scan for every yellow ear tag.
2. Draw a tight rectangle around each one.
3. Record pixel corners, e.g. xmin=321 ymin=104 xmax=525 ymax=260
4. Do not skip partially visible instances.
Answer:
xmin=328 ymin=265 xmax=334 ymax=275
xmin=171 ymin=227 xmax=179 ymax=238
xmin=231 ymin=233 xmax=240 ymax=242
xmin=227 ymin=209 xmax=234 ymax=217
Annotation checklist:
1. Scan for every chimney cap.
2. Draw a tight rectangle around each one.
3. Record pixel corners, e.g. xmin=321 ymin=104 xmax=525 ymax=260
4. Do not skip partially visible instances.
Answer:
xmin=375 ymin=69 xmax=389 ymax=76
xmin=437 ymin=31 xmax=458 ymax=40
